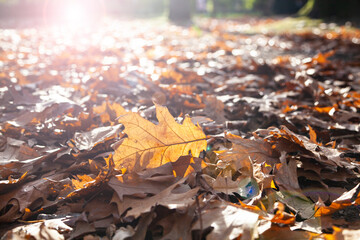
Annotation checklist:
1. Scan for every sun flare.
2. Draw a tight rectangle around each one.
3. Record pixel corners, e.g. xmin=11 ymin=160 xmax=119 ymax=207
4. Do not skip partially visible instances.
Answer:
xmin=43 ymin=0 xmax=105 ymax=29
xmin=63 ymin=3 xmax=86 ymax=26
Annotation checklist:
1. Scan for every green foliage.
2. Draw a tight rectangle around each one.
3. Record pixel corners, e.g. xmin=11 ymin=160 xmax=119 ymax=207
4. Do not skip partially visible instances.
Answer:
xmin=298 ymin=0 xmax=314 ymax=16
xmin=245 ymin=17 xmax=322 ymax=34
xmin=243 ymin=0 xmax=256 ymax=10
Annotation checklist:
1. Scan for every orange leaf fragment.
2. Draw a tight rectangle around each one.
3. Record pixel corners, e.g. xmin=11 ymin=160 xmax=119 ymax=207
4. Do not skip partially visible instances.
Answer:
xmin=271 ymin=202 xmax=295 ymax=225
xmin=313 ymin=105 xmax=336 ymax=115
xmin=314 ymin=202 xmax=348 ymax=217
xmin=314 ymin=184 xmax=360 ymax=217
xmin=312 ymin=50 xmax=335 ymax=65
xmin=71 ymin=174 xmax=96 ymax=190
xmin=113 ymin=104 xmax=207 ymax=171
xmin=161 ymin=70 xmax=183 ymax=83
xmin=183 ymin=100 xmax=206 ymax=109
xmin=1 ymin=172 xmax=28 ymax=185
xmin=93 ymin=101 xmax=127 ymax=123
xmin=171 ymin=156 xmax=206 ymax=178
xmin=308 ymin=124 xmax=320 ymax=145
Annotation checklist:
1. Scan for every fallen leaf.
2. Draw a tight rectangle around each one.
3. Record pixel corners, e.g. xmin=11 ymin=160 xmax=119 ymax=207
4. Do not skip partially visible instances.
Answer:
xmin=112 ymin=177 xmax=198 ymax=218
xmin=271 ymin=202 xmax=295 ymax=225
xmin=308 ymin=124 xmax=319 ymax=145
xmin=274 ymin=152 xmax=300 ymax=191
xmin=69 ymin=221 xmax=96 ymax=240
xmin=0 ymin=171 xmax=27 ymax=193
xmin=290 ymin=217 xmax=322 ymax=234
xmin=71 ymin=125 xmax=121 ymax=151
xmin=113 ymin=104 xmax=207 ymax=170
xmin=66 ymin=172 xmax=108 ymax=199
xmin=108 ymin=166 xmax=177 ymax=201
xmin=192 ymin=200 xmax=260 ymax=240
xmin=0 ymin=173 xmax=69 ymax=223
xmin=217 ymin=132 xmax=278 ymax=175
xmin=156 ymin=205 xmax=195 ymax=240
xmin=112 ymin=226 xmax=135 ymax=240
xmin=2 ymin=218 xmax=72 ymax=240
xmin=275 ymin=190 xmax=315 ymax=220
xmin=334 ymin=228 xmax=360 ymax=240
xmin=171 ymin=156 xmax=206 ymax=178
xmin=260 ymin=225 xmax=313 ymax=240
xmin=311 ymin=50 xmax=335 ymax=65
xmin=315 ymin=184 xmax=360 ymax=217
xmin=131 ymin=211 xmax=156 ymax=240
xmin=203 ymin=95 xmax=226 ymax=123
xmin=93 ymin=101 xmax=127 ymax=124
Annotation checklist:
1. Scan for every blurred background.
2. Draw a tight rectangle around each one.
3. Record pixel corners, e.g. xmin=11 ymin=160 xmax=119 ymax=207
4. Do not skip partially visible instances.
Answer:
xmin=0 ymin=0 xmax=359 ymax=26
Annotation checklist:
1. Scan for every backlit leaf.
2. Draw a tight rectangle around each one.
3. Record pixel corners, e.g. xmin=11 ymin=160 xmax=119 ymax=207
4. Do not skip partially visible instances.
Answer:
xmin=113 ymin=104 xmax=207 ymax=170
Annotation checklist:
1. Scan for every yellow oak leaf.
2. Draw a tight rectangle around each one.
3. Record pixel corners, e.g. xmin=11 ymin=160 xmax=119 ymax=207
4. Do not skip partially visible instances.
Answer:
xmin=113 ymin=104 xmax=207 ymax=171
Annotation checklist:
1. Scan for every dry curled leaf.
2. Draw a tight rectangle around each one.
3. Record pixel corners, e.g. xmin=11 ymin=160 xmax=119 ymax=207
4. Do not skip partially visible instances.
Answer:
xmin=113 ymin=104 xmax=207 ymax=170
xmin=112 ymin=177 xmax=199 ymax=218
xmin=192 ymin=200 xmax=260 ymax=240
xmin=2 ymin=218 xmax=72 ymax=240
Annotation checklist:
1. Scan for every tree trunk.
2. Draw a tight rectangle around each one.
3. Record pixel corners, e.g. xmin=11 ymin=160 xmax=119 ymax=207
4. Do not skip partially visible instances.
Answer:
xmin=252 ymin=0 xmax=275 ymax=16
xmin=210 ymin=0 xmax=217 ymax=17
xmin=169 ymin=0 xmax=192 ymax=24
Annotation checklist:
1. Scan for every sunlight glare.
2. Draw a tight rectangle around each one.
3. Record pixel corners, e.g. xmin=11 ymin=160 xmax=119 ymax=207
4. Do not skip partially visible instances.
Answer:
xmin=62 ymin=2 xmax=88 ymax=29
xmin=64 ymin=3 xmax=86 ymax=26
xmin=44 ymin=0 xmax=105 ymax=30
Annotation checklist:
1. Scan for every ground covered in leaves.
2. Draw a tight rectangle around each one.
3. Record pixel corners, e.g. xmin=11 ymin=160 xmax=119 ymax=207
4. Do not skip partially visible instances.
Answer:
xmin=1 ymin=17 xmax=360 ymax=239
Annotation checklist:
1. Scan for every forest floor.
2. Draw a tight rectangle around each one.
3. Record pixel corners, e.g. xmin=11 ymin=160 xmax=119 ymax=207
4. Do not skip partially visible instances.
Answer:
xmin=1 ymin=16 xmax=360 ymax=239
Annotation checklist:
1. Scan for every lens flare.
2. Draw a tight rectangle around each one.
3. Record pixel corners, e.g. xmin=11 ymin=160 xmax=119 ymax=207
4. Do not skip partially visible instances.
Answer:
xmin=42 ymin=0 xmax=105 ymax=29
xmin=63 ymin=3 xmax=86 ymax=27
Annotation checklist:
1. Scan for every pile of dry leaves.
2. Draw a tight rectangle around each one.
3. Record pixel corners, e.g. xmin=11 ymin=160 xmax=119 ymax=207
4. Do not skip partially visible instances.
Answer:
xmin=1 ymin=18 xmax=360 ymax=239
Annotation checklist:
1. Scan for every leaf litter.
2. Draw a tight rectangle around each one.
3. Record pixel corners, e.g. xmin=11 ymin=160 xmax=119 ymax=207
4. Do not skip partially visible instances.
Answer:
xmin=0 ymin=17 xmax=360 ymax=239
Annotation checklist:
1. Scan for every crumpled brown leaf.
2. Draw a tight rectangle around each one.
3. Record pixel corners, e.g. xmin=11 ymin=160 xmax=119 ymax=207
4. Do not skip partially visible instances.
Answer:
xmin=315 ymin=183 xmax=360 ymax=217
xmin=112 ymin=177 xmax=199 ymax=218
xmin=71 ymin=125 xmax=121 ymax=151
xmin=108 ymin=166 xmax=177 ymax=201
xmin=2 ymin=218 xmax=72 ymax=240
xmin=0 ymin=173 xmax=71 ymax=223
xmin=192 ymin=200 xmax=260 ymax=240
